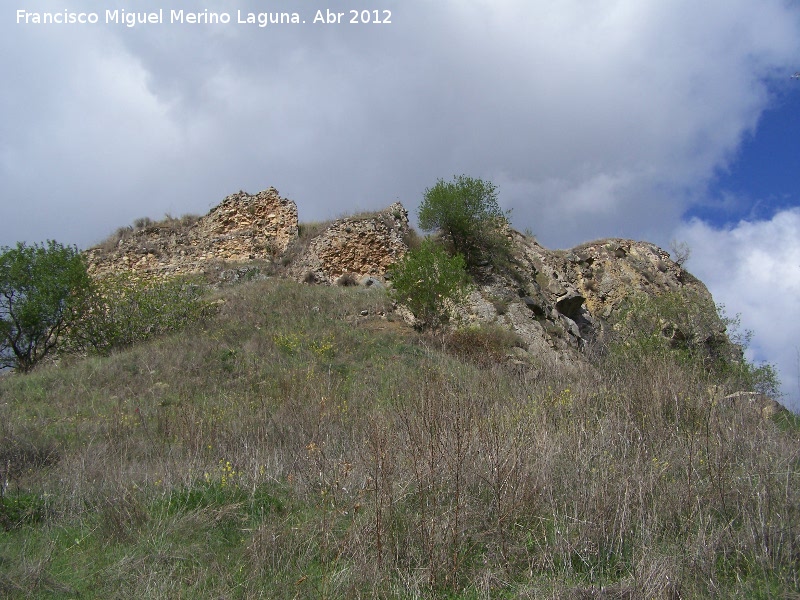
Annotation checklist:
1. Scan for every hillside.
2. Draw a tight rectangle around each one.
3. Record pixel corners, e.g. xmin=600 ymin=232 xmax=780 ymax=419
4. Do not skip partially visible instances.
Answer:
xmin=1 ymin=188 xmax=797 ymax=598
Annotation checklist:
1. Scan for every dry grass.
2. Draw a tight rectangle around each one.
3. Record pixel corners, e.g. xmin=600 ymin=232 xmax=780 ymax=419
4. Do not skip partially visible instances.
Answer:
xmin=441 ymin=323 xmax=527 ymax=367
xmin=92 ymin=214 xmax=200 ymax=253
xmin=0 ymin=277 xmax=798 ymax=598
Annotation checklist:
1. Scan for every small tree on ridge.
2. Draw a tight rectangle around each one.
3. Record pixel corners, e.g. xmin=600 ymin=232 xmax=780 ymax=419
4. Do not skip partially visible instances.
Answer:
xmin=418 ymin=175 xmax=510 ymax=269
xmin=388 ymin=239 xmax=471 ymax=331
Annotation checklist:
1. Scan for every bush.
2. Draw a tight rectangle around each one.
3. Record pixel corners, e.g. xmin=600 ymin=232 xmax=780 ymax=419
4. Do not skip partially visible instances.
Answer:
xmin=418 ymin=175 xmax=510 ymax=269
xmin=444 ymin=323 xmax=526 ymax=366
xmin=388 ymin=240 xmax=471 ymax=330
xmin=69 ymin=273 xmax=216 ymax=353
xmin=606 ymin=290 xmax=780 ymax=396
xmin=0 ymin=241 xmax=93 ymax=372
xmin=335 ymin=272 xmax=359 ymax=287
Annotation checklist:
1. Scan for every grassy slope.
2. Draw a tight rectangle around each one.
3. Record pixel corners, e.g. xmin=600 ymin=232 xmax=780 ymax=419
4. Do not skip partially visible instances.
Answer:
xmin=1 ymin=278 xmax=798 ymax=599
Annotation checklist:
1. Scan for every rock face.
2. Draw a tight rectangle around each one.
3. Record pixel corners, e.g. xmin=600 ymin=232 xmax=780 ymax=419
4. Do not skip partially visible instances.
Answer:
xmin=289 ymin=202 xmax=411 ymax=284
xmin=456 ymin=232 xmax=728 ymax=367
xmin=86 ymin=188 xmax=299 ymax=278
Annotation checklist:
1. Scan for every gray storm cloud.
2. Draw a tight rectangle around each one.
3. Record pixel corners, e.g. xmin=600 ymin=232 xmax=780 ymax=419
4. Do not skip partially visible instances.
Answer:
xmin=2 ymin=0 xmax=798 ymax=251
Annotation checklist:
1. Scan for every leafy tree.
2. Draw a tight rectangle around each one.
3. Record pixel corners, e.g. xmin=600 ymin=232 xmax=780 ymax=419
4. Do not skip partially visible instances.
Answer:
xmin=0 ymin=241 xmax=92 ymax=372
xmin=418 ymin=175 xmax=510 ymax=269
xmin=388 ymin=240 xmax=471 ymax=331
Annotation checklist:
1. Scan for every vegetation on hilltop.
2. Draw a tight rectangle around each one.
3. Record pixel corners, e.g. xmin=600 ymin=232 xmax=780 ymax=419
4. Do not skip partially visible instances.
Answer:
xmin=94 ymin=213 xmax=201 ymax=254
xmin=418 ymin=175 xmax=511 ymax=270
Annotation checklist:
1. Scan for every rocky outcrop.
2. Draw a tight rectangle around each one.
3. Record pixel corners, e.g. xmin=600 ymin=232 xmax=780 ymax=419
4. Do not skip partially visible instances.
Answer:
xmin=86 ymin=188 xmax=298 ymax=278
xmin=289 ymin=202 xmax=411 ymax=284
xmin=562 ymin=238 xmax=701 ymax=319
xmin=456 ymin=232 xmax=730 ymax=366
xmin=84 ymin=186 xmax=735 ymax=372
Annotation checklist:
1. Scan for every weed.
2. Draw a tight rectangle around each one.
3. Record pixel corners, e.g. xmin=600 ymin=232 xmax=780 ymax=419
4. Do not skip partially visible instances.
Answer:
xmin=0 ymin=492 xmax=48 ymax=531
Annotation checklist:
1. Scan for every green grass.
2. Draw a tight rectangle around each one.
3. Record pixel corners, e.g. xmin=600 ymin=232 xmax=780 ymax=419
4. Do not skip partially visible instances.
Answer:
xmin=1 ymin=277 xmax=798 ymax=598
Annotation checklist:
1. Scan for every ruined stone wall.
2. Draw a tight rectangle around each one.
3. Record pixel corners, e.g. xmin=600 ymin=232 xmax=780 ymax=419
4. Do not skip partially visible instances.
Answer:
xmin=85 ymin=187 xmax=298 ymax=278
xmin=195 ymin=188 xmax=298 ymax=260
xmin=85 ymin=189 xmax=411 ymax=285
xmin=290 ymin=202 xmax=411 ymax=284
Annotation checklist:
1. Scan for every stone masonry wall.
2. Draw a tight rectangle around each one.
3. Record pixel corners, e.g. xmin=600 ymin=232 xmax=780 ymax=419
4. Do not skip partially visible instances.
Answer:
xmin=85 ymin=187 xmax=298 ymax=278
xmin=290 ymin=202 xmax=411 ymax=284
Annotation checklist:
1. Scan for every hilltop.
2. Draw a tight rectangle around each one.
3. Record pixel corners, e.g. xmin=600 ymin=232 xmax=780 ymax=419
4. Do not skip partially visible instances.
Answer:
xmin=85 ymin=187 xmax=746 ymax=375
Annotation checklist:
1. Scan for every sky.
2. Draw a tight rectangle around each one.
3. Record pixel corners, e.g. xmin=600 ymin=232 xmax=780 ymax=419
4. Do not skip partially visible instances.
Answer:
xmin=2 ymin=0 xmax=799 ymax=409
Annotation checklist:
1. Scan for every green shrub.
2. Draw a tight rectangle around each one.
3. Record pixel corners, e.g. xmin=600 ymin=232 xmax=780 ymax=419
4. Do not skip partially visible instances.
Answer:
xmin=418 ymin=175 xmax=511 ymax=270
xmin=388 ymin=240 xmax=471 ymax=330
xmin=606 ymin=290 xmax=779 ymax=396
xmin=70 ymin=273 xmax=216 ymax=353
xmin=0 ymin=492 xmax=48 ymax=531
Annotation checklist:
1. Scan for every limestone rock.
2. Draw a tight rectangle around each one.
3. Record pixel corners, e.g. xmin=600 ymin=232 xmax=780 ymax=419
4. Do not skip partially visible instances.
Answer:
xmin=457 ymin=232 xmax=729 ymax=368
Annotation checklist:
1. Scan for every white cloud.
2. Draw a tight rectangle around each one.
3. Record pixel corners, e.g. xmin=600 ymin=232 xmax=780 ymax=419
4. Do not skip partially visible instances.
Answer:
xmin=402 ymin=0 xmax=800 ymax=247
xmin=675 ymin=209 xmax=800 ymax=411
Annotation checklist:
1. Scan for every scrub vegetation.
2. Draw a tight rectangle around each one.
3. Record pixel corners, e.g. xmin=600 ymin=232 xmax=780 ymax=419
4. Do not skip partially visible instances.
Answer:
xmin=1 ymin=275 xmax=798 ymax=599
xmin=418 ymin=175 xmax=511 ymax=271
xmin=0 ymin=241 xmax=93 ymax=372
xmin=388 ymin=239 xmax=472 ymax=331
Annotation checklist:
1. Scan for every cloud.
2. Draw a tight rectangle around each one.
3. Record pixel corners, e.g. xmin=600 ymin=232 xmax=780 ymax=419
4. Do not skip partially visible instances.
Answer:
xmin=3 ymin=0 xmax=799 ymax=250
xmin=1 ymin=14 xmax=186 ymax=244
xmin=675 ymin=209 xmax=800 ymax=411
